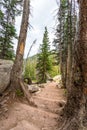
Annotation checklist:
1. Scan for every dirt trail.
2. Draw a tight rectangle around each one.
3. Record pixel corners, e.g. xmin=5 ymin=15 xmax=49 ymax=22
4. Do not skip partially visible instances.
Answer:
xmin=0 ymin=82 xmax=66 ymax=130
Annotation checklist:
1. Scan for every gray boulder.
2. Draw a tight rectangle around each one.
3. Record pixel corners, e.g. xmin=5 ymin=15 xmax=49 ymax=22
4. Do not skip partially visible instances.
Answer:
xmin=0 ymin=59 xmax=13 ymax=94
xmin=28 ymin=85 xmax=40 ymax=93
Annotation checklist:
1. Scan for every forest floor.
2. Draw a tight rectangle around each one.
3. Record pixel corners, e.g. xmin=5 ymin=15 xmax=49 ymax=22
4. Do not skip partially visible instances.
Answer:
xmin=0 ymin=82 xmax=66 ymax=130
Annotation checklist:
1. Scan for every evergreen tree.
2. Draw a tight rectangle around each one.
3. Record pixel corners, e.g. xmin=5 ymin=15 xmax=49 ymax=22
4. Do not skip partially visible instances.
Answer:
xmin=54 ymin=0 xmax=77 ymax=88
xmin=36 ymin=27 xmax=52 ymax=83
xmin=0 ymin=0 xmax=22 ymax=60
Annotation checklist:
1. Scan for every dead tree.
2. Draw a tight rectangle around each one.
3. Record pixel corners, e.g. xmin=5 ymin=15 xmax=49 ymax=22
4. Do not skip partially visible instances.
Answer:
xmin=10 ymin=0 xmax=32 ymax=103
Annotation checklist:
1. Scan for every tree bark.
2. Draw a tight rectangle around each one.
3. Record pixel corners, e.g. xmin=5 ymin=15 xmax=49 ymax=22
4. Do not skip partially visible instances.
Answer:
xmin=66 ymin=0 xmax=72 ymax=91
xmin=10 ymin=0 xmax=30 ymax=90
xmin=79 ymin=0 xmax=87 ymax=127
xmin=59 ymin=0 xmax=66 ymax=88
xmin=59 ymin=0 xmax=87 ymax=129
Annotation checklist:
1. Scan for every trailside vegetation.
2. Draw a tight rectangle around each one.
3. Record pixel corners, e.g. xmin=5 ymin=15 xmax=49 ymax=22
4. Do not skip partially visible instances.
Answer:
xmin=0 ymin=0 xmax=22 ymax=60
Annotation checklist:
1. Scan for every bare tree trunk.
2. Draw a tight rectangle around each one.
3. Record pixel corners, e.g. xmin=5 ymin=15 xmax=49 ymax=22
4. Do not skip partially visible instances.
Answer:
xmin=59 ymin=0 xmax=87 ymax=129
xmin=10 ymin=0 xmax=30 ymax=90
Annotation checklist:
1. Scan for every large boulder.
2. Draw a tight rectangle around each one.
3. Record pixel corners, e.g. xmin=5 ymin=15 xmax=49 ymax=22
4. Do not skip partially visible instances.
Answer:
xmin=0 ymin=59 xmax=13 ymax=94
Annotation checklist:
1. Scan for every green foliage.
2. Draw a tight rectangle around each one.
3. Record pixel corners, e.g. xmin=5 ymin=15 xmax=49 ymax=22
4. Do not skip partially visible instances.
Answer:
xmin=53 ymin=0 xmax=68 ymax=56
xmin=49 ymin=65 xmax=60 ymax=77
xmin=16 ymin=89 xmax=24 ymax=96
xmin=36 ymin=27 xmax=52 ymax=83
xmin=0 ymin=10 xmax=3 ymax=19
xmin=24 ymin=56 xmax=37 ymax=80
xmin=0 ymin=24 xmax=16 ymax=59
xmin=48 ymin=54 xmax=60 ymax=77
xmin=0 ymin=0 xmax=22 ymax=60
xmin=24 ymin=54 xmax=59 ymax=82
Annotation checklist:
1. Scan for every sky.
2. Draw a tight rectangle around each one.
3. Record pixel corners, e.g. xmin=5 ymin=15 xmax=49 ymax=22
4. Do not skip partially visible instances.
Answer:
xmin=14 ymin=0 xmax=58 ymax=58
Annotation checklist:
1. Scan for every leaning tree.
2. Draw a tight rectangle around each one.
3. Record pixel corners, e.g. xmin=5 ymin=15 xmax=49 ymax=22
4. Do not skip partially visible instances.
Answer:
xmin=10 ymin=0 xmax=30 ymax=99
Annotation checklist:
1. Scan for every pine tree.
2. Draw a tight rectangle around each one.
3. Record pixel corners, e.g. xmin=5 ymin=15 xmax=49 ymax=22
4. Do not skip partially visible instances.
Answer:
xmin=36 ymin=27 xmax=52 ymax=83
xmin=0 ymin=0 xmax=22 ymax=60
xmin=54 ymin=0 xmax=77 ymax=88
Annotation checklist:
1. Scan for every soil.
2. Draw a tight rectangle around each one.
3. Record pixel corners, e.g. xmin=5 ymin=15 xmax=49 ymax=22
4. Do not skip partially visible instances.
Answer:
xmin=0 ymin=82 xmax=66 ymax=130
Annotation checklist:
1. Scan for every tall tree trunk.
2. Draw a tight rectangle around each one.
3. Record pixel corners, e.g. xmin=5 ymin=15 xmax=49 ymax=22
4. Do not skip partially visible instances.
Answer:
xmin=79 ymin=0 xmax=87 ymax=127
xmin=66 ymin=0 xmax=72 ymax=91
xmin=59 ymin=0 xmax=66 ymax=88
xmin=10 ymin=0 xmax=30 ymax=90
xmin=59 ymin=0 xmax=87 ymax=129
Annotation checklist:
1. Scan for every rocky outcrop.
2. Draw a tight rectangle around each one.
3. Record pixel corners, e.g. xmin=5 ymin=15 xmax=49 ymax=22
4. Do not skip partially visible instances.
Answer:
xmin=0 ymin=59 xmax=13 ymax=94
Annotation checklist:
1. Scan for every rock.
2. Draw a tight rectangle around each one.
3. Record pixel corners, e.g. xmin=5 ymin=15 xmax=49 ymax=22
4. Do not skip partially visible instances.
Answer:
xmin=53 ymin=75 xmax=61 ymax=82
xmin=46 ymin=80 xmax=51 ymax=83
xmin=28 ymin=85 xmax=40 ymax=93
xmin=53 ymin=75 xmax=63 ymax=88
xmin=38 ymin=84 xmax=45 ymax=88
xmin=0 ymin=59 xmax=13 ymax=94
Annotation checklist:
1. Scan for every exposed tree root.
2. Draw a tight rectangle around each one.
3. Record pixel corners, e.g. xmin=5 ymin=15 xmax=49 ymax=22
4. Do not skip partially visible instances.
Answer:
xmin=19 ymin=80 xmax=37 ymax=107
xmin=0 ymin=79 xmax=37 ymax=119
xmin=59 ymin=117 xmax=80 ymax=130
xmin=58 ymin=108 xmax=87 ymax=130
